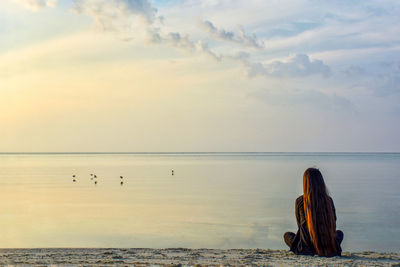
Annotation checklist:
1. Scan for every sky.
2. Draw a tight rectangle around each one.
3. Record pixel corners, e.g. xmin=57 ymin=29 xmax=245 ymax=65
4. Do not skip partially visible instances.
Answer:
xmin=0 ymin=0 xmax=399 ymax=152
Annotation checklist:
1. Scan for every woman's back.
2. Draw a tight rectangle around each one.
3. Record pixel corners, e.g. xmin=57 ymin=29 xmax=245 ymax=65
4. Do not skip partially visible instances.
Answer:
xmin=284 ymin=168 xmax=343 ymax=257
xmin=289 ymin=195 xmax=342 ymax=256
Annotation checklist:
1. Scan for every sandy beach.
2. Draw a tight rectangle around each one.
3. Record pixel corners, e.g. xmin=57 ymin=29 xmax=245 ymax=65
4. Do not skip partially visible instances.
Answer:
xmin=0 ymin=248 xmax=399 ymax=266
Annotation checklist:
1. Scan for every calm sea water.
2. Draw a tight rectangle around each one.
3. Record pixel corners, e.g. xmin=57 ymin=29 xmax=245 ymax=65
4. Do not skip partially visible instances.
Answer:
xmin=0 ymin=153 xmax=399 ymax=252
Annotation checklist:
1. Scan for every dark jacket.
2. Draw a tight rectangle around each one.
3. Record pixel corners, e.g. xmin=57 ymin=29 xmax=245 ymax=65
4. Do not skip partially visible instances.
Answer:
xmin=290 ymin=195 xmax=342 ymax=256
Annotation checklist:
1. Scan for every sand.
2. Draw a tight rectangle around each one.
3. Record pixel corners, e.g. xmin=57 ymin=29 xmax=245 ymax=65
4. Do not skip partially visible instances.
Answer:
xmin=0 ymin=248 xmax=399 ymax=266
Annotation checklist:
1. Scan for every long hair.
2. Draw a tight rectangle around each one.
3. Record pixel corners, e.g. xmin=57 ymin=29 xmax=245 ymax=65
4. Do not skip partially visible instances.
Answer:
xmin=303 ymin=168 xmax=337 ymax=256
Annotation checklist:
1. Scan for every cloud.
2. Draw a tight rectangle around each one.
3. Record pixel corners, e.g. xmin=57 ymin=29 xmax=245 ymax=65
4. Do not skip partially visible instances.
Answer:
xmin=13 ymin=0 xmax=57 ymax=11
xmin=73 ymin=0 xmax=158 ymax=31
xmin=71 ymin=0 xmax=220 ymax=59
xmin=162 ymin=32 xmax=220 ymax=60
xmin=70 ymin=1 xmax=358 ymax=83
xmin=344 ymin=65 xmax=367 ymax=77
xmin=340 ymin=62 xmax=400 ymax=97
xmin=239 ymin=54 xmax=331 ymax=78
xmin=167 ymin=32 xmax=195 ymax=51
xmin=70 ymin=1 xmax=335 ymax=80
xmin=202 ymin=20 xmax=264 ymax=48
xmin=374 ymin=62 xmax=400 ymax=96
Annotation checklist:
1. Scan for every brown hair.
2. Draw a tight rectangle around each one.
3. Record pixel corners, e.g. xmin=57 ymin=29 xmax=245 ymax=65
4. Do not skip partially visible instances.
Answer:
xmin=303 ymin=168 xmax=337 ymax=256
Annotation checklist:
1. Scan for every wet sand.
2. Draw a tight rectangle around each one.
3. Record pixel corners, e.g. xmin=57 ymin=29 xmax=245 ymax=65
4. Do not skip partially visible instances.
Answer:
xmin=0 ymin=248 xmax=399 ymax=266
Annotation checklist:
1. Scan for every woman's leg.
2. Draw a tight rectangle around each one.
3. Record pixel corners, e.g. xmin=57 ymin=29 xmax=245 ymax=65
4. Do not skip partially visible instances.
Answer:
xmin=284 ymin=232 xmax=296 ymax=248
xmin=336 ymin=230 xmax=344 ymax=245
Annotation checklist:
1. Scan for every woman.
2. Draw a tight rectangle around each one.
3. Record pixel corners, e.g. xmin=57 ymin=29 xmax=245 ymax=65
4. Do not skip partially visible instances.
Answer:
xmin=284 ymin=168 xmax=343 ymax=257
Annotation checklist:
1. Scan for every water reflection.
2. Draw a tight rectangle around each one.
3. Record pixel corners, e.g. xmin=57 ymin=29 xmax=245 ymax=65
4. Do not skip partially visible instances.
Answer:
xmin=0 ymin=153 xmax=399 ymax=251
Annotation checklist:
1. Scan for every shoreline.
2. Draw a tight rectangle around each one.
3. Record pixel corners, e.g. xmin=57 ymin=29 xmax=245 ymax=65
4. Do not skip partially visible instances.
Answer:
xmin=1 ymin=248 xmax=399 ymax=266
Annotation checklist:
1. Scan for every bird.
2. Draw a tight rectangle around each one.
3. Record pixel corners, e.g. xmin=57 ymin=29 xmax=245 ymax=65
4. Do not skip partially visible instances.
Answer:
xmin=120 ymin=181 xmax=123 ymax=185
xmin=94 ymin=175 xmax=97 ymax=178
xmin=94 ymin=181 xmax=97 ymax=185
xmin=72 ymin=175 xmax=76 ymax=178
xmin=73 ymin=179 xmax=76 ymax=182
xmin=90 ymin=174 xmax=93 ymax=176
xmin=172 ymin=169 xmax=174 ymax=176
xmin=120 ymin=176 xmax=123 ymax=179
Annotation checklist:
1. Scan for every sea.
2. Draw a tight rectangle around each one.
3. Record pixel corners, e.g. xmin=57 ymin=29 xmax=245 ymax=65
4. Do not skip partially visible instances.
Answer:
xmin=0 ymin=152 xmax=399 ymax=252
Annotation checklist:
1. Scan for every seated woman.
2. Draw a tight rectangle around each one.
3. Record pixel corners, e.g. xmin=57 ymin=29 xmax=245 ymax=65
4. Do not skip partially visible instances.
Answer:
xmin=284 ymin=168 xmax=343 ymax=257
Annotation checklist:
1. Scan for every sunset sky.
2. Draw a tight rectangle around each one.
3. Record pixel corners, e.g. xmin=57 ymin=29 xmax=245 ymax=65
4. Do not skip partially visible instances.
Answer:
xmin=1 ymin=0 xmax=399 ymax=152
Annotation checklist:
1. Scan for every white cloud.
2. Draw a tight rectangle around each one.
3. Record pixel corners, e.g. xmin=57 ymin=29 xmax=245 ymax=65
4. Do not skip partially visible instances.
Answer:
xmin=69 ymin=0 xmax=336 ymax=80
xmin=164 ymin=32 xmax=220 ymax=60
xmin=201 ymin=20 xmax=264 ymax=48
xmin=71 ymin=0 xmax=222 ymax=60
xmin=240 ymin=54 xmax=331 ymax=78
xmin=166 ymin=32 xmax=195 ymax=51
xmin=13 ymin=0 xmax=57 ymax=11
